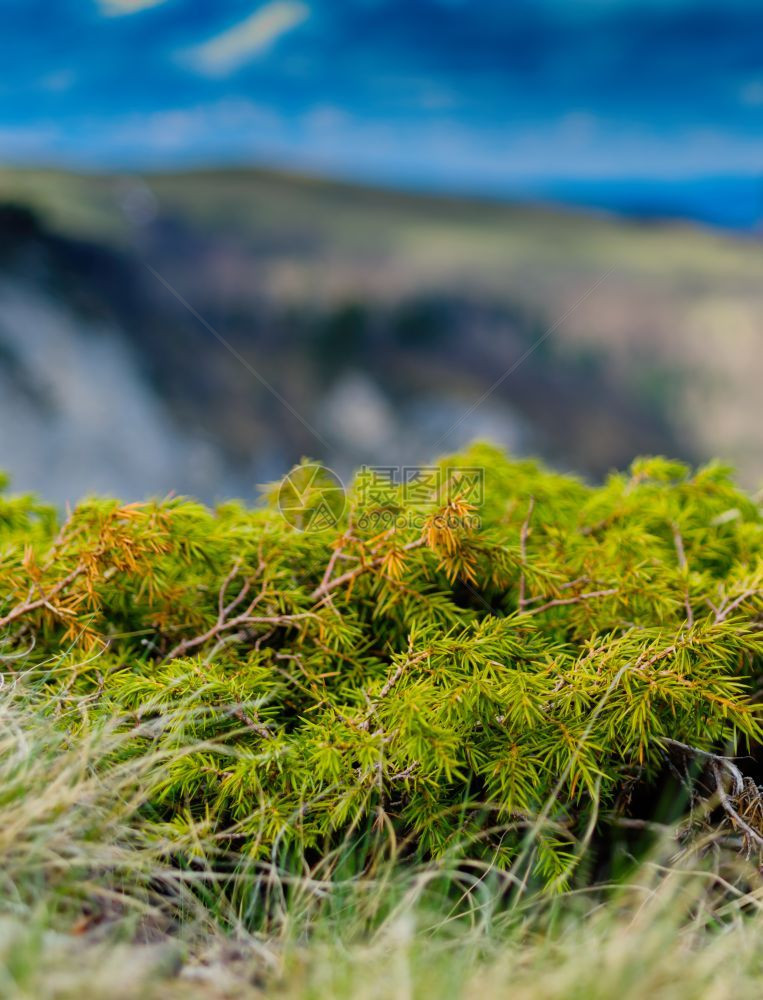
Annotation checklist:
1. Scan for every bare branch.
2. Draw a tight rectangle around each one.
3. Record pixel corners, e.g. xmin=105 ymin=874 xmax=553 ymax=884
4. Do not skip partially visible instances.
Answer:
xmin=316 ymin=531 xmax=357 ymax=596
xmin=526 ymin=587 xmax=617 ymax=617
xmin=661 ymin=737 xmax=744 ymax=796
xmin=672 ymin=523 xmax=687 ymax=571
xmin=521 ymin=576 xmax=591 ymax=606
xmin=672 ymin=523 xmax=694 ymax=627
xmin=715 ymin=588 xmax=759 ymax=624
xmin=661 ymin=738 xmax=763 ymax=853
xmin=712 ymin=762 xmax=763 ymax=852
xmin=164 ymin=608 xmax=314 ymax=661
xmin=310 ymin=538 xmax=425 ymax=602
xmin=356 ymin=638 xmax=428 ymax=732
xmin=163 ymin=553 xmax=318 ymax=661
xmin=229 ymin=705 xmax=273 ymax=740
xmin=217 ymin=558 xmax=244 ymax=621
xmin=389 ymin=761 xmax=420 ymax=781
xmin=517 ymin=497 xmax=535 ymax=611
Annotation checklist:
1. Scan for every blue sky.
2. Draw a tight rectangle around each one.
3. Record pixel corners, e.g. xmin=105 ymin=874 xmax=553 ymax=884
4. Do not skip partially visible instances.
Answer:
xmin=1 ymin=0 xmax=762 ymax=222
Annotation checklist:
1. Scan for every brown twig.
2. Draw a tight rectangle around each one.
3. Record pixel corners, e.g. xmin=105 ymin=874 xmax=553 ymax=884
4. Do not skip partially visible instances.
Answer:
xmin=525 ymin=587 xmax=617 ymax=617
xmin=229 ymin=705 xmax=273 ymax=740
xmin=389 ymin=761 xmax=420 ymax=781
xmin=165 ymin=610 xmax=313 ymax=661
xmin=661 ymin=738 xmax=763 ymax=853
xmin=310 ymin=538 xmax=425 ymax=602
xmin=711 ymin=762 xmax=763 ymax=852
xmin=672 ymin=523 xmax=694 ymax=628
xmin=672 ymin=523 xmax=687 ymax=571
xmin=218 ymin=558 xmax=245 ymax=620
xmin=316 ymin=530 xmax=357 ymax=597
xmin=661 ymin=737 xmax=744 ymax=793
xmin=517 ymin=497 xmax=535 ymax=611
xmin=356 ymin=638 xmax=429 ymax=732
xmin=165 ymin=561 xmax=314 ymax=661
xmin=521 ymin=576 xmax=591 ymax=606
xmin=714 ymin=588 xmax=759 ymax=624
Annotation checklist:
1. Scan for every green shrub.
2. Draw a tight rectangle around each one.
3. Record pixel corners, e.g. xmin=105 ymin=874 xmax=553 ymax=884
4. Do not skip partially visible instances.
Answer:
xmin=0 ymin=445 xmax=761 ymax=882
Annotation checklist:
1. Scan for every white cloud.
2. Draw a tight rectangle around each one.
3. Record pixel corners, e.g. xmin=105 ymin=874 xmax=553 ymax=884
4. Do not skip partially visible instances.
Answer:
xmin=39 ymin=69 xmax=76 ymax=93
xmin=558 ymin=111 xmax=598 ymax=145
xmin=740 ymin=79 xmax=763 ymax=107
xmin=0 ymin=123 xmax=62 ymax=157
xmin=183 ymin=2 xmax=309 ymax=77
xmin=0 ymin=101 xmax=285 ymax=168
xmin=98 ymin=0 xmax=166 ymax=15
xmin=302 ymin=105 xmax=351 ymax=133
xmin=97 ymin=99 xmax=282 ymax=163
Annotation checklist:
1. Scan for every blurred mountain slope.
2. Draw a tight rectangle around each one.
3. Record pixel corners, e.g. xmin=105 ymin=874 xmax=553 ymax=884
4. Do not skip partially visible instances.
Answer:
xmin=0 ymin=165 xmax=760 ymax=499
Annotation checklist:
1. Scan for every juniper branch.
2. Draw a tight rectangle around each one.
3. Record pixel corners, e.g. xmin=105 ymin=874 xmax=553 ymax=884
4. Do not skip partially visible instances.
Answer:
xmin=0 ymin=563 xmax=87 ymax=630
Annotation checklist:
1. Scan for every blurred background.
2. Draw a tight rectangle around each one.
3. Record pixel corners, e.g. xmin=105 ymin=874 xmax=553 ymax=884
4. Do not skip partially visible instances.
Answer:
xmin=0 ymin=0 xmax=761 ymax=503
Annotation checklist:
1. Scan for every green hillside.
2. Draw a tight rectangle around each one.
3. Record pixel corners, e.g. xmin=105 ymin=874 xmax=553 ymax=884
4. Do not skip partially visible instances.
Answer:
xmin=1 ymin=165 xmax=761 ymax=485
